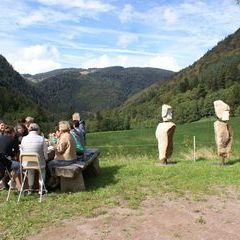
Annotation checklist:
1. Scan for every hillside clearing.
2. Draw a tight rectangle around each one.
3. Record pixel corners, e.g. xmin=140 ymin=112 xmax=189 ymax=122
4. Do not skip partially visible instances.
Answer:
xmin=1 ymin=118 xmax=240 ymax=239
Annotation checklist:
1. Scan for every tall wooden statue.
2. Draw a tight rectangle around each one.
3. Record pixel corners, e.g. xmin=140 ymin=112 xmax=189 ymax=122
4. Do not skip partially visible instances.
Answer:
xmin=213 ymin=100 xmax=233 ymax=165
xmin=155 ymin=104 xmax=176 ymax=164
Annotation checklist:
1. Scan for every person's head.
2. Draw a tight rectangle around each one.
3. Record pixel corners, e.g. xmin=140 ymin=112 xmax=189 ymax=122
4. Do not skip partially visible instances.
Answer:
xmin=16 ymin=123 xmax=27 ymax=135
xmin=28 ymin=123 xmax=40 ymax=134
xmin=214 ymin=100 xmax=230 ymax=121
xmin=59 ymin=121 xmax=70 ymax=133
xmin=161 ymin=104 xmax=173 ymax=122
xmin=4 ymin=126 xmax=15 ymax=138
xmin=25 ymin=116 xmax=34 ymax=128
xmin=72 ymin=120 xmax=80 ymax=128
xmin=72 ymin=112 xmax=80 ymax=121
xmin=0 ymin=120 xmax=6 ymax=133
xmin=69 ymin=121 xmax=74 ymax=130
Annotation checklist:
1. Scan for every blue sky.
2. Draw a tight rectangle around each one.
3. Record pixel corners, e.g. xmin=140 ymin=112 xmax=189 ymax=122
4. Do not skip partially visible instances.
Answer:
xmin=0 ymin=0 xmax=239 ymax=74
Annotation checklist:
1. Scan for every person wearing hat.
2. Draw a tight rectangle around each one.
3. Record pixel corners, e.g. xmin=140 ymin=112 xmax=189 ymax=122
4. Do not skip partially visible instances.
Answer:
xmin=20 ymin=123 xmax=48 ymax=192
xmin=48 ymin=121 xmax=77 ymax=177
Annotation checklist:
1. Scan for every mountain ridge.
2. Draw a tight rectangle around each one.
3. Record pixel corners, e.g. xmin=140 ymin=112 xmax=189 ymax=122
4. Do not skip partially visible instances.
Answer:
xmin=32 ymin=66 xmax=175 ymax=118
xmin=93 ymin=27 xmax=240 ymax=131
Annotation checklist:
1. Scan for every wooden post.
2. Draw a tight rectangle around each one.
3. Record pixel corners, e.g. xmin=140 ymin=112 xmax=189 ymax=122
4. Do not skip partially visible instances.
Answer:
xmin=193 ymin=136 xmax=196 ymax=162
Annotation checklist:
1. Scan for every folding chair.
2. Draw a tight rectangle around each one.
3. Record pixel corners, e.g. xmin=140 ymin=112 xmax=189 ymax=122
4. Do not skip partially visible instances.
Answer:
xmin=18 ymin=153 xmax=47 ymax=203
xmin=0 ymin=154 xmax=17 ymax=202
xmin=6 ymin=168 xmax=15 ymax=201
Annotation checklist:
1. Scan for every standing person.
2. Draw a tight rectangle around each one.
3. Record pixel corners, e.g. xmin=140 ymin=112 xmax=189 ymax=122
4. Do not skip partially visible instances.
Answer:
xmin=0 ymin=126 xmax=21 ymax=190
xmin=20 ymin=123 xmax=48 ymax=193
xmin=48 ymin=121 xmax=77 ymax=176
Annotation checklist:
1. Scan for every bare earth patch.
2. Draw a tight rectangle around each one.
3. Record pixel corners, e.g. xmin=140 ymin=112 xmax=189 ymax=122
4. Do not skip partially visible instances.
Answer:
xmin=28 ymin=191 xmax=240 ymax=240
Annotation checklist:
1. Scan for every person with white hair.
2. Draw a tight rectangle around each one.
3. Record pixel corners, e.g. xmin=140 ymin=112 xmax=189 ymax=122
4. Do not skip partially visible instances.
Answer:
xmin=155 ymin=104 xmax=176 ymax=165
xmin=20 ymin=123 xmax=48 ymax=193
xmin=48 ymin=121 xmax=77 ymax=177
xmin=24 ymin=116 xmax=34 ymax=131
xmin=213 ymin=100 xmax=233 ymax=165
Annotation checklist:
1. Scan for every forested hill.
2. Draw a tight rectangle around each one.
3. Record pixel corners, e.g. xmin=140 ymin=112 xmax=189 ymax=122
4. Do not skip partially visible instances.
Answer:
xmin=23 ymin=68 xmax=81 ymax=82
xmin=29 ymin=66 xmax=174 ymax=117
xmin=0 ymin=55 xmax=50 ymax=126
xmin=95 ymin=28 xmax=240 ymax=131
xmin=0 ymin=55 xmax=43 ymax=104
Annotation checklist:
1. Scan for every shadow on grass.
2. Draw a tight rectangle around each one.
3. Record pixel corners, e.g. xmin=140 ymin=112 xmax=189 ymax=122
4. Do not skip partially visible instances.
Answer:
xmin=85 ymin=165 xmax=124 ymax=191
xmin=226 ymin=159 xmax=240 ymax=166
xmin=167 ymin=161 xmax=178 ymax=165
xmin=209 ymin=159 xmax=240 ymax=166
xmin=195 ymin=157 xmax=208 ymax=162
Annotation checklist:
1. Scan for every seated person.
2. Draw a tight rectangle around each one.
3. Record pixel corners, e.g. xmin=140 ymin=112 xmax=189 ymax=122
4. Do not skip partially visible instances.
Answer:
xmin=48 ymin=121 xmax=77 ymax=176
xmin=20 ymin=123 xmax=48 ymax=192
xmin=0 ymin=126 xmax=21 ymax=190
xmin=72 ymin=120 xmax=85 ymax=147
xmin=70 ymin=122 xmax=85 ymax=157
xmin=48 ymin=126 xmax=61 ymax=146
xmin=0 ymin=120 xmax=6 ymax=135
xmin=15 ymin=123 xmax=28 ymax=144
xmin=24 ymin=116 xmax=34 ymax=131
xmin=72 ymin=113 xmax=86 ymax=144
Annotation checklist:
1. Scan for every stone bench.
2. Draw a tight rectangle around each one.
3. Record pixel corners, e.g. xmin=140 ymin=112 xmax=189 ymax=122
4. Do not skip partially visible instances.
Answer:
xmin=55 ymin=148 xmax=100 ymax=192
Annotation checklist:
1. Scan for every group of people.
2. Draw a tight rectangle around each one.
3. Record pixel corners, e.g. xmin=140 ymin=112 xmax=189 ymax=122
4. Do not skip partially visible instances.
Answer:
xmin=0 ymin=112 xmax=86 ymax=192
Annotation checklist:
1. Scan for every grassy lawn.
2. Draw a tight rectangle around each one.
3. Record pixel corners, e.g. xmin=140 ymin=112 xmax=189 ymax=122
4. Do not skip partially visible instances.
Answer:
xmin=1 ymin=118 xmax=240 ymax=239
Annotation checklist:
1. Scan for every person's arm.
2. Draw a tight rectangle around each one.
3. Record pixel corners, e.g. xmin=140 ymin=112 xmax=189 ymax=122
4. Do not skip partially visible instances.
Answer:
xmin=43 ymin=140 xmax=48 ymax=160
xmin=56 ymin=137 xmax=68 ymax=154
xmin=12 ymin=138 xmax=20 ymax=160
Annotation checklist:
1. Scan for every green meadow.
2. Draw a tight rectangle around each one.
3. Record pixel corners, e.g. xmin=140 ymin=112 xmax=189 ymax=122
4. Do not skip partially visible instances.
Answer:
xmin=1 ymin=118 xmax=240 ymax=239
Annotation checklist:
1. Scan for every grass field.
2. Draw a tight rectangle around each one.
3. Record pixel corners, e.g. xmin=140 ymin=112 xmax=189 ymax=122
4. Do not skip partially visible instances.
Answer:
xmin=1 ymin=118 xmax=240 ymax=239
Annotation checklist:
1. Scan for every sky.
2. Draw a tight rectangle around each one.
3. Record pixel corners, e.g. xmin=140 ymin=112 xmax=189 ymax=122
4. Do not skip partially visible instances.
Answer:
xmin=0 ymin=0 xmax=240 ymax=74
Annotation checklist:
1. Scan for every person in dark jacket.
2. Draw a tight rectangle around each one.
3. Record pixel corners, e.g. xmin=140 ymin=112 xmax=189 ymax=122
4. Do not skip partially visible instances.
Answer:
xmin=0 ymin=126 xmax=21 ymax=190
xmin=0 ymin=120 xmax=6 ymax=135
xmin=15 ymin=123 xmax=28 ymax=144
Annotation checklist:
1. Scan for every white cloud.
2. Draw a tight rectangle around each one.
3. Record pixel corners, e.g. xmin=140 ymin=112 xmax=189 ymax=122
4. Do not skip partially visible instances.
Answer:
xmin=0 ymin=0 xmax=240 ymax=74
xmin=117 ymin=34 xmax=138 ymax=48
xmin=17 ymin=8 xmax=73 ymax=26
xmin=162 ymin=8 xmax=178 ymax=25
xmin=0 ymin=0 xmax=114 ymax=29
xmin=37 ymin=0 xmax=114 ymax=12
xmin=148 ymin=55 xmax=180 ymax=71
xmin=119 ymin=4 xmax=134 ymax=23
xmin=7 ymin=45 xmax=61 ymax=74
xmin=80 ymin=53 xmax=180 ymax=71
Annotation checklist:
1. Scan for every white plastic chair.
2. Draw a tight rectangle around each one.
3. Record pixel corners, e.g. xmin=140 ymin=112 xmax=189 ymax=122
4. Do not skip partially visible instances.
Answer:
xmin=18 ymin=153 xmax=47 ymax=203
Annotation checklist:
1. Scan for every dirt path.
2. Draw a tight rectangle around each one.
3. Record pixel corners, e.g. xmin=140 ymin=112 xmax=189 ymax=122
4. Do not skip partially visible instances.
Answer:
xmin=28 ymin=192 xmax=240 ymax=240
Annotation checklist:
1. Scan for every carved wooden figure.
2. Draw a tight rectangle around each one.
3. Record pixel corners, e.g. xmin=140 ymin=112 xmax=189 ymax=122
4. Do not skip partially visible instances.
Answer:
xmin=155 ymin=104 xmax=176 ymax=164
xmin=213 ymin=100 xmax=233 ymax=165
